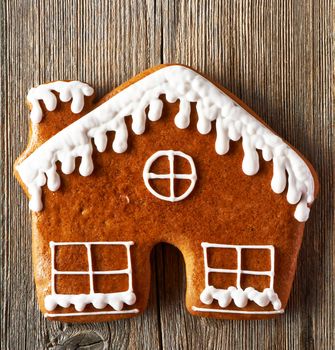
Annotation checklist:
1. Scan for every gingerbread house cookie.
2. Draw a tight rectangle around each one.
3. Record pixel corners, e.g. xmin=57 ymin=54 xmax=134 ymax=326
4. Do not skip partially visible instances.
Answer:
xmin=14 ymin=64 xmax=318 ymax=322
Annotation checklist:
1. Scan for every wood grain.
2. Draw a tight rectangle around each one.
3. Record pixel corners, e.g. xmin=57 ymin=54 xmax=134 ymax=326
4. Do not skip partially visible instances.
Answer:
xmin=1 ymin=0 xmax=333 ymax=349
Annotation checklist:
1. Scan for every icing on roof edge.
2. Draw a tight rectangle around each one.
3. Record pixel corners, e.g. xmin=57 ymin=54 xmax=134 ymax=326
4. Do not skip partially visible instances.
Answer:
xmin=16 ymin=65 xmax=315 ymax=222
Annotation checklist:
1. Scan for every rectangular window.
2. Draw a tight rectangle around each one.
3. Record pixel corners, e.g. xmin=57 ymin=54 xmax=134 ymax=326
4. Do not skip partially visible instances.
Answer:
xmin=201 ymin=242 xmax=275 ymax=290
xmin=44 ymin=241 xmax=138 ymax=316
xmin=49 ymin=241 xmax=134 ymax=295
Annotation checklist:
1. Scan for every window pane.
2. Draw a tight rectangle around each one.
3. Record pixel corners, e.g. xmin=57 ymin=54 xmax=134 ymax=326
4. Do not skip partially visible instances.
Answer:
xmin=55 ymin=245 xmax=88 ymax=272
xmin=240 ymin=274 xmax=270 ymax=291
xmin=207 ymin=247 xmax=237 ymax=270
xmin=94 ymin=274 xmax=129 ymax=293
xmin=241 ymin=248 xmax=271 ymax=271
xmin=55 ymin=274 xmax=90 ymax=294
xmin=209 ymin=272 xmax=236 ymax=289
xmin=91 ymin=245 xmax=128 ymax=271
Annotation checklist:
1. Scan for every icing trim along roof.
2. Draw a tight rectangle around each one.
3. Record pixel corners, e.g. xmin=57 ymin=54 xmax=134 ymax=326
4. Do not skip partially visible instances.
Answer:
xmin=27 ymin=81 xmax=94 ymax=123
xmin=16 ymin=65 xmax=315 ymax=222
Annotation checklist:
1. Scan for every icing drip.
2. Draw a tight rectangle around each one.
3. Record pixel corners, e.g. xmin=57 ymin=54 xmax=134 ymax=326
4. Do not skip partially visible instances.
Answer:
xmin=17 ymin=65 xmax=314 ymax=221
xmin=27 ymin=81 xmax=94 ymax=123
xmin=200 ymin=286 xmax=282 ymax=310
xmin=45 ymin=291 xmax=136 ymax=312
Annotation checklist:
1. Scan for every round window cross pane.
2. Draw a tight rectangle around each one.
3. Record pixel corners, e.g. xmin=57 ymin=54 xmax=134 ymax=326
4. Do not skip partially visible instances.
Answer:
xmin=143 ymin=150 xmax=197 ymax=202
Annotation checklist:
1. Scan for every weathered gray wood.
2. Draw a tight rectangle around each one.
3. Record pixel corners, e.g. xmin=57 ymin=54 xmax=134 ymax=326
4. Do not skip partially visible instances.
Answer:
xmin=1 ymin=1 xmax=162 ymax=349
xmin=1 ymin=0 xmax=333 ymax=349
xmin=158 ymin=0 xmax=334 ymax=349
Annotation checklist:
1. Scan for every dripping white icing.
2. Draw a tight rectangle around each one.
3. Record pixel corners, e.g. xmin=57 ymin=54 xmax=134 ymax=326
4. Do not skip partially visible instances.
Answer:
xmin=200 ymin=286 xmax=282 ymax=310
xmin=27 ymin=81 xmax=94 ymax=123
xmin=200 ymin=243 xmax=282 ymax=311
xmin=45 ymin=292 xmax=137 ymax=312
xmin=45 ymin=241 xmax=136 ymax=313
xmin=17 ymin=65 xmax=314 ymax=221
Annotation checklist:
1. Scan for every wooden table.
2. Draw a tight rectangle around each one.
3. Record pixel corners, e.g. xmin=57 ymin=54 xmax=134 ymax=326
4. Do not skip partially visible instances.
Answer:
xmin=1 ymin=1 xmax=333 ymax=349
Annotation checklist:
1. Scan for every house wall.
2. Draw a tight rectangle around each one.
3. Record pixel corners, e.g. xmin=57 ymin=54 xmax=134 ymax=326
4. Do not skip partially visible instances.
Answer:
xmin=31 ymin=101 xmax=306 ymax=321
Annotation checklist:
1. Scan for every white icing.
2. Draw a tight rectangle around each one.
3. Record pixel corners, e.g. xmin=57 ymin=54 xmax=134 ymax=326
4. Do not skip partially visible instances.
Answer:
xmin=45 ymin=292 xmax=136 ymax=312
xmin=45 ymin=241 xmax=136 ymax=313
xmin=200 ymin=242 xmax=282 ymax=311
xmin=200 ymin=286 xmax=282 ymax=310
xmin=191 ymin=306 xmax=284 ymax=315
xmin=143 ymin=150 xmax=197 ymax=202
xmin=17 ymin=65 xmax=314 ymax=221
xmin=45 ymin=309 xmax=139 ymax=318
xmin=27 ymin=81 xmax=94 ymax=123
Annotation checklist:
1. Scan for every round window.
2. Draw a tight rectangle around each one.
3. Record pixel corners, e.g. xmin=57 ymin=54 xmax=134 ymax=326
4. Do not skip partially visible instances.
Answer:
xmin=143 ymin=150 xmax=197 ymax=202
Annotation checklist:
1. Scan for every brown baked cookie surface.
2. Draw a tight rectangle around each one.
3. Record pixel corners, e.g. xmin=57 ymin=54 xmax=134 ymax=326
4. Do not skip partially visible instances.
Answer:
xmin=14 ymin=64 xmax=318 ymax=322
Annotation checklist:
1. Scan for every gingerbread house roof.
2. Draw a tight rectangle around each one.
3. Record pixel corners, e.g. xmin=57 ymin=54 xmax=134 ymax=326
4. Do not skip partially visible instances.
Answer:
xmin=16 ymin=65 xmax=315 ymax=222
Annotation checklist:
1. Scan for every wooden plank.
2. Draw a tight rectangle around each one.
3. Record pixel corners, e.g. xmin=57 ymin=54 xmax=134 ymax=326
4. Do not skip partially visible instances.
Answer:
xmin=1 ymin=0 xmax=333 ymax=349
xmin=158 ymin=0 xmax=334 ymax=349
xmin=1 ymin=1 xmax=162 ymax=349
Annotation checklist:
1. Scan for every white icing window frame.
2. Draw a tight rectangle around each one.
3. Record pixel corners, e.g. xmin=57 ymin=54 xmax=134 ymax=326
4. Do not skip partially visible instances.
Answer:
xmin=202 ymin=242 xmax=275 ymax=291
xmin=45 ymin=241 xmax=139 ymax=317
xmin=143 ymin=150 xmax=197 ymax=202
xmin=192 ymin=242 xmax=283 ymax=315
xmin=50 ymin=241 xmax=134 ymax=295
